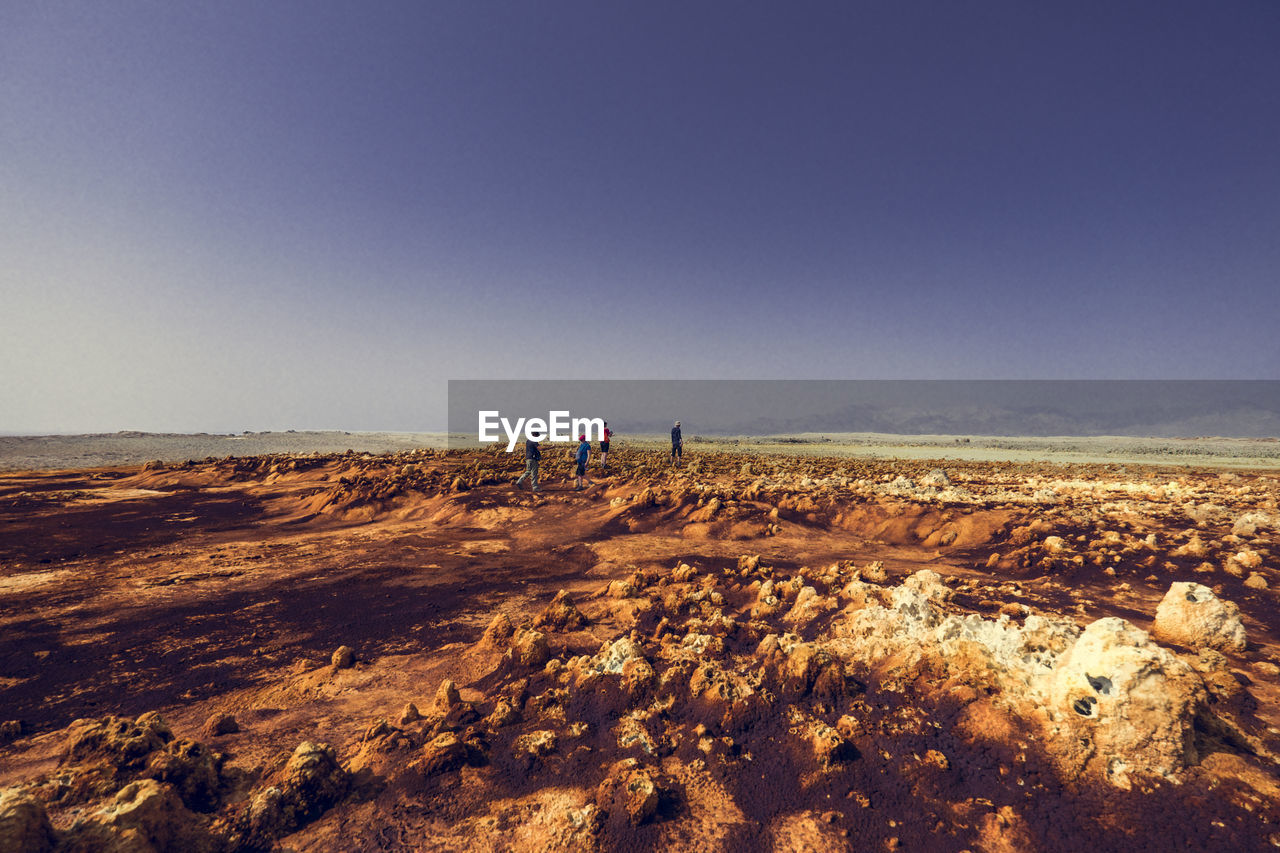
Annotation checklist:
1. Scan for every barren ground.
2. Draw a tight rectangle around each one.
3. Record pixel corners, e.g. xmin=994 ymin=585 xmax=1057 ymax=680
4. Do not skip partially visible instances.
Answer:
xmin=2 ymin=447 xmax=1279 ymax=851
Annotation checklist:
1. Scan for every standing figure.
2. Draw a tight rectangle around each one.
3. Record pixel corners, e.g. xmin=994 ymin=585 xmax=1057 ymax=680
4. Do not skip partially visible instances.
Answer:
xmin=600 ymin=421 xmax=612 ymax=468
xmin=671 ymin=420 xmax=683 ymax=465
xmin=573 ymin=434 xmax=594 ymax=491
xmin=515 ymin=437 xmax=541 ymax=492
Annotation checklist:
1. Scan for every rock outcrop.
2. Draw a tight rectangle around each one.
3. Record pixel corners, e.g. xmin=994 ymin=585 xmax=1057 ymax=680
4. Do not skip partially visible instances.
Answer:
xmin=63 ymin=779 xmax=217 ymax=853
xmin=0 ymin=788 xmax=55 ymax=853
xmin=1045 ymin=617 xmax=1208 ymax=786
xmin=49 ymin=714 xmax=223 ymax=811
xmin=221 ymin=741 xmax=349 ymax=850
xmin=1151 ymin=582 xmax=1248 ymax=653
xmin=826 ymin=570 xmax=1219 ymax=786
xmin=533 ymin=590 xmax=588 ymax=631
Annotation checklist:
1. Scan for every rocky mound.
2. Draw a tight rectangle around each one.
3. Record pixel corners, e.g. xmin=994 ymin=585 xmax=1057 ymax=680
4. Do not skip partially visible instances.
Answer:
xmin=1 ymin=714 xmax=348 ymax=852
xmin=294 ymin=560 xmax=1275 ymax=849
xmin=3 ymin=449 xmax=1277 ymax=850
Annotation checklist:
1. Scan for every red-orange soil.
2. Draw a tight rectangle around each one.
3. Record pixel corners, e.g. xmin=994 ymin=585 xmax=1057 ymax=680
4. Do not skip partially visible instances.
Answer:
xmin=2 ymin=449 xmax=1279 ymax=851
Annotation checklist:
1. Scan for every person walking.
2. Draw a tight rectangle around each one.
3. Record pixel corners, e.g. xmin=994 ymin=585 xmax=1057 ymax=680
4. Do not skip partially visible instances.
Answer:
xmin=573 ymin=434 xmax=594 ymax=490
xmin=515 ymin=437 xmax=541 ymax=492
xmin=671 ymin=420 xmax=683 ymax=465
xmin=600 ymin=421 xmax=612 ymax=469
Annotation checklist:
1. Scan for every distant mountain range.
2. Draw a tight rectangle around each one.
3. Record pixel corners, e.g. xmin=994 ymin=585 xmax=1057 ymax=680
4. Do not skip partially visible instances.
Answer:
xmin=669 ymin=403 xmax=1280 ymax=438
xmin=449 ymin=380 xmax=1280 ymax=439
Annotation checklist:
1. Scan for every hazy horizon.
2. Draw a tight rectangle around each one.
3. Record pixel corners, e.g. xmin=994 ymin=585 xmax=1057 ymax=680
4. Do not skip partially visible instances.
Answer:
xmin=448 ymin=380 xmax=1280 ymax=442
xmin=5 ymin=3 xmax=1278 ymax=434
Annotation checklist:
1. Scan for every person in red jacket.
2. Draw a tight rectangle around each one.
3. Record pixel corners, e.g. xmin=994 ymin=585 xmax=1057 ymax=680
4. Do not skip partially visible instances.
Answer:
xmin=600 ymin=421 xmax=612 ymax=469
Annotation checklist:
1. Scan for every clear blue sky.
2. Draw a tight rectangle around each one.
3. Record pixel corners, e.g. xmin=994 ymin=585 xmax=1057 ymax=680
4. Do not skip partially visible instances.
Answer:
xmin=4 ymin=1 xmax=1277 ymax=432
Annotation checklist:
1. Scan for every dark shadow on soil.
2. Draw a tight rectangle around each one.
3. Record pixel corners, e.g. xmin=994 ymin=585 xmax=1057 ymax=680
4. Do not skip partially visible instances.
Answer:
xmin=0 ymin=556 xmax=588 ymax=735
xmin=0 ymin=489 xmax=265 ymax=566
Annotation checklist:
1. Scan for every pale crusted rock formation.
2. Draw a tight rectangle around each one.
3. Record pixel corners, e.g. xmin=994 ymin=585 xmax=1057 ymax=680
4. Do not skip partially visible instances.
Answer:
xmin=1151 ymin=582 xmax=1247 ymax=653
xmin=783 ymin=585 xmax=835 ymax=629
xmin=920 ymin=468 xmax=952 ymax=488
xmin=66 ymin=779 xmax=217 ymax=853
xmin=0 ymin=787 xmax=55 ymax=853
xmin=822 ymin=570 xmax=1218 ymax=787
xmin=1045 ymin=617 xmax=1208 ymax=787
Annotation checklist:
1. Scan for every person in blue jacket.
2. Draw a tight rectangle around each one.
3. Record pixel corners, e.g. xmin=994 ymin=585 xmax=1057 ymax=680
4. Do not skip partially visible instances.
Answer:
xmin=573 ymin=434 xmax=594 ymax=491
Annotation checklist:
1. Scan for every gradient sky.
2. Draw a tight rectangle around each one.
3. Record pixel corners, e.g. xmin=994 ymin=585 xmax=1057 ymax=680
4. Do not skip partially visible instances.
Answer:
xmin=4 ymin=1 xmax=1278 ymax=432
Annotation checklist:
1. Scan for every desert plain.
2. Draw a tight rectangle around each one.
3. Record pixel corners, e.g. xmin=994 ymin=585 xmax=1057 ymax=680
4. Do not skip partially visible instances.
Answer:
xmin=2 ymin=434 xmax=1280 ymax=851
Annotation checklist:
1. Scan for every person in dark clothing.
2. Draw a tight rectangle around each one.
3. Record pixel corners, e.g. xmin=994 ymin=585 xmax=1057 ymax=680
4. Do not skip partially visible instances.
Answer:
xmin=600 ymin=421 xmax=612 ymax=468
xmin=573 ymin=434 xmax=594 ymax=490
xmin=671 ymin=420 xmax=683 ymax=465
xmin=515 ymin=438 xmax=541 ymax=491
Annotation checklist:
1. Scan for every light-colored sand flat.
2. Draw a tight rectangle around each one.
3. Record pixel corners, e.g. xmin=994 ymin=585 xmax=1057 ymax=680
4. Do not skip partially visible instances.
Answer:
xmin=5 ymin=429 xmax=1278 ymax=473
xmin=0 ymin=430 xmax=447 ymax=471
xmin=593 ymin=431 xmax=1280 ymax=469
